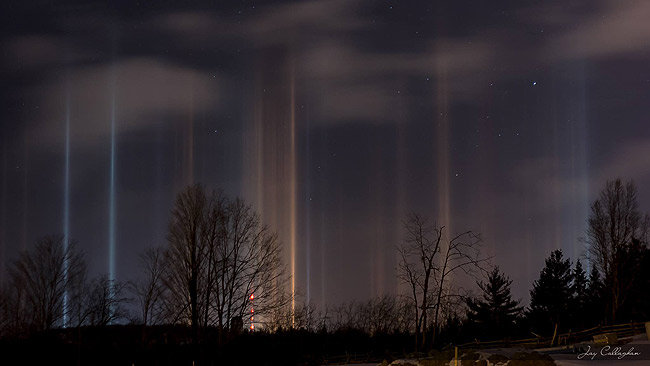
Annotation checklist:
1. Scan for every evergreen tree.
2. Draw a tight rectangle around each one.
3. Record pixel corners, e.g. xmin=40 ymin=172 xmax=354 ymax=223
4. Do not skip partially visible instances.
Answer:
xmin=586 ymin=264 xmax=604 ymax=324
xmin=527 ymin=249 xmax=573 ymax=336
xmin=570 ymin=260 xmax=589 ymax=328
xmin=615 ymin=238 xmax=649 ymax=321
xmin=466 ymin=266 xmax=522 ymax=339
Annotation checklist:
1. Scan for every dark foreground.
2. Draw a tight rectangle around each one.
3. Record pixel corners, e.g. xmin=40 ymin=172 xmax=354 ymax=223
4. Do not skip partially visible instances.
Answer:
xmin=0 ymin=325 xmax=413 ymax=366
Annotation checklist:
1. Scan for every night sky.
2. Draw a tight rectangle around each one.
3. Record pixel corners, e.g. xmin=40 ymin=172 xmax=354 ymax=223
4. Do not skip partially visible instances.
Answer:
xmin=1 ymin=0 xmax=650 ymax=307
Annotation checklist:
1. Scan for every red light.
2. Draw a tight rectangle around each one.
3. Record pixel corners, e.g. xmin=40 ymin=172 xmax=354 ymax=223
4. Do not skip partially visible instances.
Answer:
xmin=250 ymin=294 xmax=255 ymax=300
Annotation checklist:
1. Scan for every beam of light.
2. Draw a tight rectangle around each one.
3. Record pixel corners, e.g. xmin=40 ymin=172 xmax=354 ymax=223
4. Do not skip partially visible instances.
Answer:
xmin=108 ymin=66 xmax=117 ymax=292
xmin=320 ymin=207 xmax=326 ymax=307
xmin=62 ymin=77 xmax=71 ymax=327
xmin=435 ymin=45 xmax=452 ymax=270
xmin=244 ymin=58 xmax=269 ymax=314
xmin=319 ymin=128 xmax=327 ymax=308
xmin=249 ymin=71 xmax=263 ymax=219
xmin=569 ymin=62 xmax=591 ymax=264
xmin=576 ymin=64 xmax=590 ymax=270
xmin=304 ymin=108 xmax=311 ymax=306
xmin=289 ymin=61 xmax=297 ymax=326
xmin=107 ymin=31 xmax=120 ymax=323
xmin=187 ymin=77 xmax=194 ymax=185
xmin=246 ymin=50 xmax=298 ymax=322
xmin=22 ymin=129 xmax=29 ymax=251
xmin=369 ymin=145 xmax=385 ymax=298
xmin=0 ymin=132 xmax=7 ymax=280
xmin=395 ymin=111 xmax=406 ymax=296
xmin=551 ymin=107 xmax=562 ymax=253
xmin=154 ymin=112 xmax=165 ymax=242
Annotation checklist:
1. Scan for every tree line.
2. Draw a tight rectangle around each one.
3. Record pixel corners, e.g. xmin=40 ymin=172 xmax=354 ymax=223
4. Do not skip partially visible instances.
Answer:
xmin=0 ymin=185 xmax=289 ymax=343
xmin=401 ymin=178 xmax=650 ymax=349
xmin=1 ymin=178 xmax=648 ymax=352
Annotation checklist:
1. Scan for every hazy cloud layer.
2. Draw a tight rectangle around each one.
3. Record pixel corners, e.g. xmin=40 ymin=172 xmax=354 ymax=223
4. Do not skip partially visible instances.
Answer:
xmin=32 ymin=58 xmax=219 ymax=147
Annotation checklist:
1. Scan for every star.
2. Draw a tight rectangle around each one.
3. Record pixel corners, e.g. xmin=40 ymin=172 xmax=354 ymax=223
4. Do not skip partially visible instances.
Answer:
xmin=532 ymin=81 xmax=537 ymax=86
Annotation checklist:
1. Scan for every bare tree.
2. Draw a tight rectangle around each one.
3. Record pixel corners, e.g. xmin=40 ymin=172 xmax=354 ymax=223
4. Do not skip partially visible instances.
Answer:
xmin=397 ymin=213 xmax=487 ymax=349
xmin=267 ymin=300 xmax=320 ymax=332
xmin=66 ymin=260 xmax=89 ymax=328
xmin=0 ymin=277 xmax=29 ymax=337
xmin=163 ymin=185 xmax=289 ymax=342
xmin=8 ymin=235 xmax=86 ymax=332
xmin=211 ymin=197 xmax=289 ymax=333
xmin=266 ymin=292 xmax=297 ymax=331
xmin=316 ymin=295 xmax=412 ymax=335
xmin=85 ymin=275 xmax=128 ymax=326
xmin=327 ymin=301 xmax=362 ymax=331
xmin=361 ymin=295 xmax=406 ymax=335
xmin=130 ymin=247 xmax=166 ymax=326
xmin=397 ymin=213 xmax=438 ymax=348
xmin=586 ymin=178 xmax=649 ymax=322
xmin=164 ymin=185 xmax=211 ymax=342
xmin=430 ymin=227 xmax=485 ymax=344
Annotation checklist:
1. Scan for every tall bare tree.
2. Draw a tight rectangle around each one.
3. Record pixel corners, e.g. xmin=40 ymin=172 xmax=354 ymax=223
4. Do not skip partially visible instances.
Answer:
xmin=8 ymin=235 xmax=86 ymax=332
xmin=431 ymin=226 xmax=485 ymax=344
xmin=397 ymin=213 xmax=439 ymax=348
xmin=586 ymin=178 xmax=649 ymax=322
xmin=397 ymin=213 xmax=487 ymax=349
xmin=130 ymin=247 xmax=166 ymax=326
xmin=164 ymin=185 xmax=211 ymax=342
xmin=212 ymin=198 xmax=288 ymax=332
xmin=163 ymin=185 xmax=288 ymax=342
